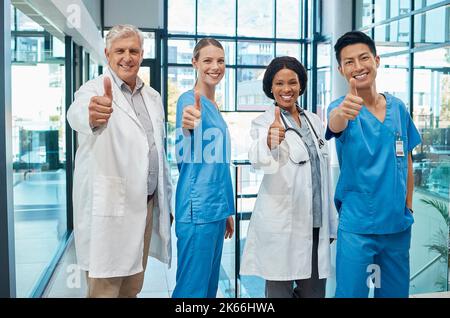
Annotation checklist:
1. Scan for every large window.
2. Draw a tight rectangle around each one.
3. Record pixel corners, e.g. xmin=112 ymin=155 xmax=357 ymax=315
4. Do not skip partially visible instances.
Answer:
xmin=10 ymin=6 xmax=67 ymax=297
xmin=355 ymin=0 xmax=450 ymax=295
xmin=166 ymin=0 xmax=323 ymax=298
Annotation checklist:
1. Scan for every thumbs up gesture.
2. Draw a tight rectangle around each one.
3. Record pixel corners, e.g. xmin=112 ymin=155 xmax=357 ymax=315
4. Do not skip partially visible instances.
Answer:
xmin=337 ymin=78 xmax=364 ymax=120
xmin=182 ymin=90 xmax=202 ymax=129
xmin=267 ymin=106 xmax=286 ymax=150
xmin=89 ymin=76 xmax=114 ymax=128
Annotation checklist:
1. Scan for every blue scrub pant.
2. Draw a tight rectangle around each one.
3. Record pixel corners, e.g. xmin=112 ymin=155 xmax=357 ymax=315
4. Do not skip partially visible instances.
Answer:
xmin=172 ymin=219 xmax=226 ymax=298
xmin=335 ymin=226 xmax=411 ymax=298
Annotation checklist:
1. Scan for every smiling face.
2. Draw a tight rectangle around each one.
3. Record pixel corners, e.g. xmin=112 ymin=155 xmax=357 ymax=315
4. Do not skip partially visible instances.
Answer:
xmin=271 ymin=68 xmax=301 ymax=111
xmin=192 ymin=45 xmax=225 ymax=87
xmin=105 ymin=34 xmax=143 ymax=87
xmin=338 ymin=43 xmax=380 ymax=91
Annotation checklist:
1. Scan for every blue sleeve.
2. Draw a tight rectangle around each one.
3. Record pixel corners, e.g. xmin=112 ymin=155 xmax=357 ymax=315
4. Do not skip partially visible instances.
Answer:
xmin=406 ymin=113 xmax=421 ymax=152
xmin=325 ymin=97 xmax=346 ymax=141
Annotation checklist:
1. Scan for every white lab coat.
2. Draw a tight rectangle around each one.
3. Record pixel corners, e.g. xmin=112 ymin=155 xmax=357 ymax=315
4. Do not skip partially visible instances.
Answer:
xmin=67 ymin=68 xmax=173 ymax=278
xmin=240 ymin=107 xmax=338 ymax=281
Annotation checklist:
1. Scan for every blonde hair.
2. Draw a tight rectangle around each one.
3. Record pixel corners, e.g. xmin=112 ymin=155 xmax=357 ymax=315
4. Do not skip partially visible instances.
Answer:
xmin=105 ymin=24 xmax=144 ymax=50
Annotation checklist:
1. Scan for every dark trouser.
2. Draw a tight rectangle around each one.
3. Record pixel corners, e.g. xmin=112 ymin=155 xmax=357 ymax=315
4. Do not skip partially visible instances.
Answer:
xmin=265 ymin=228 xmax=326 ymax=298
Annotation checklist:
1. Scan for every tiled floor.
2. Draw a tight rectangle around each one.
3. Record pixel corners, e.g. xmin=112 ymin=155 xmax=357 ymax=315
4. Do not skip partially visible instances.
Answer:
xmin=43 ymin=233 xmax=178 ymax=298
xmin=43 ymin=227 xmax=226 ymax=298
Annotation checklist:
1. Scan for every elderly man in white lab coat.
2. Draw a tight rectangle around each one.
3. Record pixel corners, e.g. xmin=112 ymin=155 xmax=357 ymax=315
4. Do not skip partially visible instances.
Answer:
xmin=67 ymin=24 xmax=173 ymax=298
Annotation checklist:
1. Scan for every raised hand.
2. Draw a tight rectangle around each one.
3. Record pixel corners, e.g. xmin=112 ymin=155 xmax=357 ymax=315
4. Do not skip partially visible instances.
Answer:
xmin=182 ymin=90 xmax=202 ymax=129
xmin=89 ymin=76 xmax=114 ymax=128
xmin=337 ymin=78 xmax=364 ymax=121
xmin=267 ymin=106 xmax=286 ymax=150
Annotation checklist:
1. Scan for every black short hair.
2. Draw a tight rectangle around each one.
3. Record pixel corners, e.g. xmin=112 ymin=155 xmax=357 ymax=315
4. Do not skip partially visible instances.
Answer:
xmin=334 ymin=31 xmax=377 ymax=65
xmin=263 ymin=56 xmax=307 ymax=100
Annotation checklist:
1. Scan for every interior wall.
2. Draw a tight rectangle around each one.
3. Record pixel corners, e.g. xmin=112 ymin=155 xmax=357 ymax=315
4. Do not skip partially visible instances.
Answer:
xmin=104 ymin=0 xmax=163 ymax=29
xmin=322 ymin=0 xmax=353 ymax=100
xmin=82 ymin=0 xmax=101 ymax=30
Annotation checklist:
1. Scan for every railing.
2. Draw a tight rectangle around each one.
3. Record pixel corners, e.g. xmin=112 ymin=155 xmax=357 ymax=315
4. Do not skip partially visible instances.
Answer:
xmin=232 ymin=160 xmax=254 ymax=298
xmin=410 ymin=254 xmax=445 ymax=282
xmin=231 ymin=160 xmax=450 ymax=297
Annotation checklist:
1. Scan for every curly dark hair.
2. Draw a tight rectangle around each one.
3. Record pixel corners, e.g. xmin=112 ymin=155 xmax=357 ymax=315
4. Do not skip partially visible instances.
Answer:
xmin=262 ymin=56 xmax=307 ymax=100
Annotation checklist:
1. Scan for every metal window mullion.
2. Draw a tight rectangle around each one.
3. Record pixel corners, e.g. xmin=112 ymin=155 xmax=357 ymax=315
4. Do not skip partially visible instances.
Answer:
xmin=311 ymin=0 xmax=318 ymax=113
xmin=234 ymin=0 xmax=239 ymax=297
xmin=409 ymin=0 xmax=415 ymax=115
xmin=65 ymin=36 xmax=74 ymax=232
xmin=0 ymin=0 xmax=16 ymax=298
xmin=274 ymin=0 xmax=277 ymax=53
xmin=163 ymin=0 xmax=169 ymax=129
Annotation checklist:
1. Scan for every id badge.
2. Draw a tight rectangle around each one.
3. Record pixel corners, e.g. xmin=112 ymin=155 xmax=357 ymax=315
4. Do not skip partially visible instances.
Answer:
xmin=396 ymin=134 xmax=405 ymax=157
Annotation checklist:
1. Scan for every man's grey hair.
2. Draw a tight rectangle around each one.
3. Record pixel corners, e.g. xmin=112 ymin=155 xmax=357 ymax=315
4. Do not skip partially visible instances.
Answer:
xmin=105 ymin=24 xmax=144 ymax=50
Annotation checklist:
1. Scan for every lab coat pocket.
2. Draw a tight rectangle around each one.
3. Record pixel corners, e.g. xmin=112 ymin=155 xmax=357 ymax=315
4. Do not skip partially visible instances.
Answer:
xmin=254 ymin=192 xmax=293 ymax=234
xmin=92 ymin=176 xmax=126 ymax=217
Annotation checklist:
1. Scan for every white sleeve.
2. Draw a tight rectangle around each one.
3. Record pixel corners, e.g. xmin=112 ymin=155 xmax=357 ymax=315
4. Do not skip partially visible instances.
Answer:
xmin=248 ymin=114 xmax=289 ymax=174
xmin=67 ymin=80 xmax=103 ymax=136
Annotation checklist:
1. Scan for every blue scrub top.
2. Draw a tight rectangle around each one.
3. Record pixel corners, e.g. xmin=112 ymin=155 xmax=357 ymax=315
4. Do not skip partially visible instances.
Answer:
xmin=326 ymin=93 xmax=421 ymax=234
xmin=175 ymin=90 xmax=235 ymax=224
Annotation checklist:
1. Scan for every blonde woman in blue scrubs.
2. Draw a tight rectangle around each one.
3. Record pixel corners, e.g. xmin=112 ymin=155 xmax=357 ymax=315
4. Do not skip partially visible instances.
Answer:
xmin=172 ymin=38 xmax=234 ymax=298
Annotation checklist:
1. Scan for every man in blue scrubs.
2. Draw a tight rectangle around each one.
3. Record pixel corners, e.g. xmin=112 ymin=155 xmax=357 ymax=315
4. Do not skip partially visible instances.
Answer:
xmin=326 ymin=31 xmax=421 ymax=298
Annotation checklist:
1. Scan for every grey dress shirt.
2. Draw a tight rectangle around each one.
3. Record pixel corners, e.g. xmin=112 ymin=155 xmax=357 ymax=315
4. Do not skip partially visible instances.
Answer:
xmin=110 ymin=70 xmax=159 ymax=196
xmin=283 ymin=109 xmax=322 ymax=228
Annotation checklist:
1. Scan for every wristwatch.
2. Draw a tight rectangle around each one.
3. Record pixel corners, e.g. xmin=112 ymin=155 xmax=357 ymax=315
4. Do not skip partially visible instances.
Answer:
xmin=408 ymin=207 xmax=414 ymax=214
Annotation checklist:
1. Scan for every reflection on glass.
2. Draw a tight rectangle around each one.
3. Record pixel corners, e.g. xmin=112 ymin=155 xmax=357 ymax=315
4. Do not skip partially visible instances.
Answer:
xmin=377 ymin=54 xmax=409 ymax=104
xmin=276 ymin=0 xmax=301 ymax=39
xmin=13 ymin=37 xmax=44 ymax=63
xmin=238 ymin=0 xmax=274 ymax=38
xmin=11 ymin=32 xmax=67 ymax=297
xmin=355 ymin=0 xmax=374 ymax=28
xmin=374 ymin=18 xmax=410 ymax=53
xmin=410 ymin=47 xmax=450 ymax=294
xmin=168 ymin=39 xmax=196 ymax=64
xmin=276 ymin=42 xmax=300 ymax=60
xmin=216 ymin=69 xmax=235 ymax=112
xmin=237 ymin=42 xmax=274 ymax=66
xmin=414 ymin=0 xmax=448 ymax=10
xmin=237 ymin=69 xmax=272 ymax=111
xmin=220 ymin=41 xmax=236 ymax=66
xmin=168 ymin=0 xmax=195 ymax=34
xmin=138 ymin=66 xmax=151 ymax=87
xmin=89 ymin=58 xmax=99 ymax=80
xmin=198 ymin=0 xmax=236 ymax=36
xmin=11 ymin=5 xmax=15 ymax=31
xmin=143 ymin=32 xmax=156 ymax=59
xmin=16 ymin=8 xmax=44 ymax=31
xmin=374 ymin=0 xmax=410 ymax=23
xmin=316 ymin=68 xmax=331 ymax=123
xmin=317 ymin=43 xmax=331 ymax=68
xmin=231 ymin=162 xmax=265 ymax=298
xmin=414 ymin=5 xmax=449 ymax=47
xmin=167 ymin=67 xmax=196 ymax=183
xmin=222 ymin=113 xmax=264 ymax=160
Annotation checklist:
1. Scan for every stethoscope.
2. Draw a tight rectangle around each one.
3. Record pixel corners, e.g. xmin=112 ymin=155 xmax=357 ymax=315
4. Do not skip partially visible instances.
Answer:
xmin=278 ymin=104 xmax=325 ymax=150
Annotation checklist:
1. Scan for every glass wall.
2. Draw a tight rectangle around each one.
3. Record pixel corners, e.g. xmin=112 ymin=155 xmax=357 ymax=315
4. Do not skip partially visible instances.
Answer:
xmin=355 ymin=0 xmax=450 ymax=295
xmin=11 ymin=5 xmax=67 ymax=297
xmin=166 ymin=0 xmax=323 ymax=297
